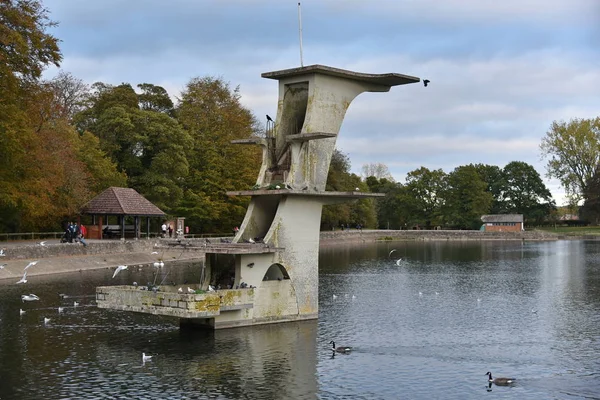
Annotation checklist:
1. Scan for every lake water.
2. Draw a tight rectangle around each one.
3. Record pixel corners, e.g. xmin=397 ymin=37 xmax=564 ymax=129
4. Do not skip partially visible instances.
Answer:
xmin=0 ymin=240 xmax=599 ymax=399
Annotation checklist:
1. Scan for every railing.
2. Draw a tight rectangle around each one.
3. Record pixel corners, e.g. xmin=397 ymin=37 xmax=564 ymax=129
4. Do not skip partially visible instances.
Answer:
xmin=0 ymin=231 xmax=232 ymax=242
xmin=0 ymin=232 xmax=64 ymax=241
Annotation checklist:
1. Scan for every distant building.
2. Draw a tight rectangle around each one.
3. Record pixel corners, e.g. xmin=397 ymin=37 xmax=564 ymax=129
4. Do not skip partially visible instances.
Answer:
xmin=481 ymin=214 xmax=524 ymax=232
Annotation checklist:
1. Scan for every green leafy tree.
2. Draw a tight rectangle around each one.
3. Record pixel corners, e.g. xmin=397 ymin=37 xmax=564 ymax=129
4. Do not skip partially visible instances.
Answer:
xmin=137 ymin=83 xmax=174 ymax=115
xmin=540 ymin=117 xmax=600 ymax=202
xmin=442 ymin=165 xmax=492 ymax=229
xmin=472 ymin=163 xmax=506 ymax=213
xmin=502 ymin=161 xmax=554 ymax=224
xmin=175 ymin=77 xmax=261 ymax=233
xmin=404 ymin=167 xmax=447 ymax=228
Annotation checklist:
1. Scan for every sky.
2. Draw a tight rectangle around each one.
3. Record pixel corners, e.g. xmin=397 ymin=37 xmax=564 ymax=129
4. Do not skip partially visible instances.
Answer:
xmin=42 ymin=0 xmax=600 ymax=206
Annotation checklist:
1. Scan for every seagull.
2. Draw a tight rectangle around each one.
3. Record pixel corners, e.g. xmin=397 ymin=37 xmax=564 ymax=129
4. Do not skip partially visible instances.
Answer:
xmin=151 ymin=251 xmax=159 ymax=254
xmin=332 ymin=294 xmax=337 ymax=299
xmin=388 ymin=249 xmax=397 ymax=258
xmin=43 ymin=317 xmax=51 ymax=324
xmin=187 ymin=287 xmax=195 ymax=294
xmin=419 ymin=291 xmax=423 ymax=296
xmin=352 ymin=295 xmax=356 ymax=300
xmin=19 ymin=309 xmax=26 ymax=316
xmin=153 ymin=262 xmax=160 ymax=268
xmin=21 ymin=294 xmax=39 ymax=302
xmin=24 ymin=261 xmax=38 ymax=270
xmin=266 ymin=114 xmax=273 ymax=122
xmin=208 ymin=285 xmax=215 ymax=292
xmin=112 ymin=265 xmax=128 ymax=278
xmin=39 ymin=241 xmax=47 ymax=246
xmin=531 ymin=308 xmax=538 ymax=314
xmin=73 ymin=301 xmax=79 ymax=307
xmin=58 ymin=307 xmax=64 ymax=313
xmin=248 ymin=238 xmax=255 ymax=243
xmin=16 ymin=271 xmax=27 ymax=284
xmin=142 ymin=353 xmax=153 ymax=363
xmin=423 ymin=79 xmax=430 ymax=87
xmin=275 ymin=185 xmax=281 ymax=189
xmin=178 ymin=287 xmax=183 ymax=293
xmin=0 ymin=249 xmax=5 ymax=256
xmin=0 ymin=263 xmax=6 ymax=270
xmin=355 ymin=187 xmax=360 ymax=191
xmin=395 ymin=258 xmax=402 ymax=266
xmin=158 ymin=261 xmax=164 ymax=267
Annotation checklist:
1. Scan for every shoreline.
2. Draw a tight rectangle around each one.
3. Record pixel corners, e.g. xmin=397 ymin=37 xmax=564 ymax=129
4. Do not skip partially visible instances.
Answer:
xmin=0 ymin=229 xmax=569 ymax=282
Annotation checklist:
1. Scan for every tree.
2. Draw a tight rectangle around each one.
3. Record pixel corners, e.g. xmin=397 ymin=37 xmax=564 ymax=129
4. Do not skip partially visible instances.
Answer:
xmin=46 ymin=71 xmax=90 ymax=121
xmin=137 ymin=83 xmax=174 ymax=115
xmin=442 ymin=165 xmax=492 ymax=229
xmin=74 ymin=82 xmax=193 ymax=211
xmin=540 ymin=117 xmax=600 ymax=202
xmin=175 ymin=77 xmax=261 ymax=232
xmin=361 ymin=162 xmax=394 ymax=181
xmin=472 ymin=163 xmax=506 ymax=213
xmin=502 ymin=161 xmax=555 ymax=223
xmin=404 ymin=167 xmax=447 ymax=228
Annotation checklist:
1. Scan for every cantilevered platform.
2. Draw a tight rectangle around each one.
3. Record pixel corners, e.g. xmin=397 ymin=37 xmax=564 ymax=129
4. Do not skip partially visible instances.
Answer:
xmin=96 ymin=285 xmax=254 ymax=319
xmin=164 ymin=242 xmax=282 ymax=254
xmin=262 ymin=64 xmax=420 ymax=87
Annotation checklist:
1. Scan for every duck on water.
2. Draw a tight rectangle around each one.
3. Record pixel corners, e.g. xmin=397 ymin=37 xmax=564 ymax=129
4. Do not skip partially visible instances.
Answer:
xmin=329 ymin=341 xmax=352 ymax=354
xmin=486 ymin=371 xmax=516 ymax=386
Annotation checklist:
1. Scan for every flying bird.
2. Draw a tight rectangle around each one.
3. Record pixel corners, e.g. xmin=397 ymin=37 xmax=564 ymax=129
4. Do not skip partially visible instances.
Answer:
xmin=24 ymin=261 xmax=38 ymax=270
xmin=73 ymin=301 xmax=79 ymax=307
xmin=16 ymin=271 xmax=27 ymax=284
xmin=142 ymin=353 xmax=153 ymax=363
xmin=19 ymin=309 xmax=26 ymax=316
xmin=395 ymin=259 xmax=402 ymax=266
xmin=58 ymin=307 xmax=64 ymax=313
xmin=39 ymin=241 xmax=47 ymax=246
xmin=21 ymin=294 xmax=39 ymax=302
xmin=423 ymin=79 xmax=430 ymax=87
xmin=43 ymin=317 xmax=51 ymax=324
xmin=388 ymin=249 xmax=397 ymax=258
xmin=112 ymin=265 xmax=128 ymax=278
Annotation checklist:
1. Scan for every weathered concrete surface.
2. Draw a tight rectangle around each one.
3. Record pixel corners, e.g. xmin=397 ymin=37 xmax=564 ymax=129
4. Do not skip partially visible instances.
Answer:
xmin=96 ymin=285 xmax=254 ymax=318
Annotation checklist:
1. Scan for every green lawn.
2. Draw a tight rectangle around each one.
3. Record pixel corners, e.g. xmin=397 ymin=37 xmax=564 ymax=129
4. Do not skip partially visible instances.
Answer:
xmin=534 ymin=226 xmax=600 ymax=236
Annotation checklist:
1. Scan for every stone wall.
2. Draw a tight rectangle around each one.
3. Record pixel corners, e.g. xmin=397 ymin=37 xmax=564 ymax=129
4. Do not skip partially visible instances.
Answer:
xmin=319 ymin=229 xmax=559 ymax=242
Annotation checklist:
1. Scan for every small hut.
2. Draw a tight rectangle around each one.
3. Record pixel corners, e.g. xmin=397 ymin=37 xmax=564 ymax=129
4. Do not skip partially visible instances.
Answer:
xmin=80 ymin=187 xmax=166 ymax=239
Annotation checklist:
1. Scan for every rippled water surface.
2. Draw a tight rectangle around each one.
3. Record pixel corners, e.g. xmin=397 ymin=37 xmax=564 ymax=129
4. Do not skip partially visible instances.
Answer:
xmin=1 ymin=240 xmax=599 ymax=399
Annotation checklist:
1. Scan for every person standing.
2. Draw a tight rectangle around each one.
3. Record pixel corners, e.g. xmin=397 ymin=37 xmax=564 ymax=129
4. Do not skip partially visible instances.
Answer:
xmin=168 ymin=224 xmax=173 ymax=238
xmin=161 ymin=222 xmax=167 ymax=238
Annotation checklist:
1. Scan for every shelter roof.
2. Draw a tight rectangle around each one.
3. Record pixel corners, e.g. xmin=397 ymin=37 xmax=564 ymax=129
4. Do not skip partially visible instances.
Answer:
xmin=481 ymin=214 xmax=524 ymax=223
xmin=80 ymin=187 xmax=165 ymax=216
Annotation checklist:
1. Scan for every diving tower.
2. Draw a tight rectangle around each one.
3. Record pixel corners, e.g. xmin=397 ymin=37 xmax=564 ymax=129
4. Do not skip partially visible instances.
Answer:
xmin=96 ymin=64 xmax=420 ymax=329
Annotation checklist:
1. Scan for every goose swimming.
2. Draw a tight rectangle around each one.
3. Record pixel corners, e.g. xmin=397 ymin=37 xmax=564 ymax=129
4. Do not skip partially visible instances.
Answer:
xmin=486 ymin=371 xmax=516 ymax=386
xmin=329 ymin=340 xmax=352 ymax=354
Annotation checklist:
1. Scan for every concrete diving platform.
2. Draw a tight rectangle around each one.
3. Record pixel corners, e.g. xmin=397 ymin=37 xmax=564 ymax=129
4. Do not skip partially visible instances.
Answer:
xmin=96 ymin=285 xmax=254 ymax=319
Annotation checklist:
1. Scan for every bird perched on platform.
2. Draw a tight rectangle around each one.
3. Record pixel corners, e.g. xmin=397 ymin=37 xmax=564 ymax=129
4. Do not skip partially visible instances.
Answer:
xmin=208 ymin=285 xmax=216 ymax=291
xmin=423 ymin=79 xmax=430 ymax=87
xmin=0 ymin=263 xmax=6 ymax=269
xmin=266 ymin=114 xmax=274 ymax=122
xmin=112 ymin=265 xmax=128 ymax=278
xmin=73 ymin=301 xmax=79 ymax=307
xmin=329 ymin=341 xmax=352 ymax=354
xmin=486 ymin=372 xmax=516 ymax=386
xmin=0 ymin=249 xmax=6 ymax=256
xmin=178 ymin=287 xmax=183 ymax=293
xmin=187 ymin=287 xmax=195 ymax=294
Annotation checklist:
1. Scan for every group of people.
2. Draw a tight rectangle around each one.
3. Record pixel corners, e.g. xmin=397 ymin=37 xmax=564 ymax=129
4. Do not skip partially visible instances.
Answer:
xmin=161 ymin=222 xmax=174 ymax=238
xmin=62 ymin=221 xmax=87 ymax=247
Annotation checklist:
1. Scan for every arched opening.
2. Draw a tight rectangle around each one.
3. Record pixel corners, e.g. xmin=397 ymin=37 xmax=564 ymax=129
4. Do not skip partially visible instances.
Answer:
xmin=262 ymin=263 xmax=290 ymax=281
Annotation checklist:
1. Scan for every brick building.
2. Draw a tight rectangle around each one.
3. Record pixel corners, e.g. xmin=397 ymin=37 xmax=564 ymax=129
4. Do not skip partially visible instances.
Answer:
xmin=481 ymin=214 xmax=524 ymax=232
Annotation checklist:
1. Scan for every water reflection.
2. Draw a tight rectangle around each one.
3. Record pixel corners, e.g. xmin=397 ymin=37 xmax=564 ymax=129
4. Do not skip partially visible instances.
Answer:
xmin=1 ymin=240 xmax=599 ymax=399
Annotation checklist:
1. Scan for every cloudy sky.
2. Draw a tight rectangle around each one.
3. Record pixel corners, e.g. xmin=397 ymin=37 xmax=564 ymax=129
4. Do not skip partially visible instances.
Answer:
xmin=43 ymin=0 xmax=600 ymax=205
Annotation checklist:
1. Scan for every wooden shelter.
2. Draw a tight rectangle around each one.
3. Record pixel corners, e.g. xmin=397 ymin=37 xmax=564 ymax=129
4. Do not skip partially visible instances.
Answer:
xmin=80 ymin=187 xmax=166 ymax=239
